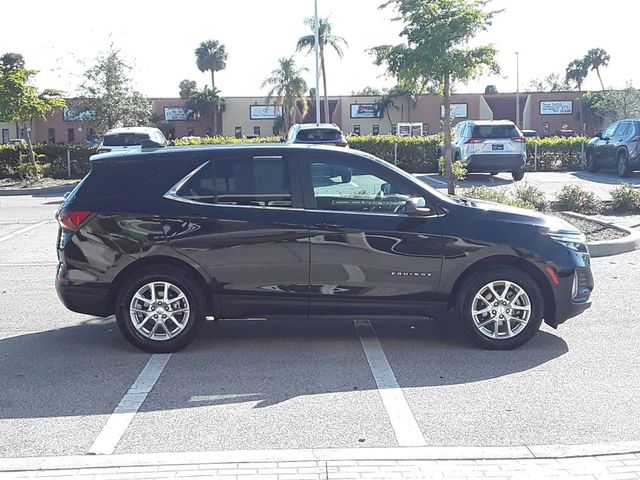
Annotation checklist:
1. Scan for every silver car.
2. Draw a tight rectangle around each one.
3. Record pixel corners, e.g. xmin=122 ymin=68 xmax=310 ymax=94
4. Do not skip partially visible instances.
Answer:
xmin=451 ymin=120 xmax=527 ymax=181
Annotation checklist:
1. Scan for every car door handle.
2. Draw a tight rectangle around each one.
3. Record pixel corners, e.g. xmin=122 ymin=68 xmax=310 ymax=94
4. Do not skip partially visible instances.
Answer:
xmin=314 ymin=223 xmax=344 ymax=231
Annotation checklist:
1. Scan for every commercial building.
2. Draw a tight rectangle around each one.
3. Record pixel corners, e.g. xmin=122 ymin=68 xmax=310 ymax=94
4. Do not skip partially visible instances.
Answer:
xmin=3 ymin=91 xmax=601 ymax=145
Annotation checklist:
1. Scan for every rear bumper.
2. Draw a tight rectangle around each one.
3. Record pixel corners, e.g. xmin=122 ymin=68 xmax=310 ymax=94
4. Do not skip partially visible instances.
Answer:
xmin=56 ymin=280 xmax=113 ymax=317
xmin=466 ymin=153 xmax=526 ymax=172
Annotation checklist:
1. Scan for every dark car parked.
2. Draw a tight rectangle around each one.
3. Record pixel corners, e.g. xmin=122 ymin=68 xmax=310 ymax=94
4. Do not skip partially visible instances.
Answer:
xmin=286 ymin=123 xmax=348 ymax=147
xmin=56 ymin=145 xmax=593 ymax=353
xmin=586 ymin=119 xmax=640 ymax=177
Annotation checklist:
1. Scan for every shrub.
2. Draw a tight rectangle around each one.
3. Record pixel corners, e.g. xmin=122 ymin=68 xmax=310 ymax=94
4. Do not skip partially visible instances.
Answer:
xmin=515 ymin=184 xmax=547 ymax=211
xmin=347 ymin=134 xmax=441 ymax=173
xmin=461 ymin=186 xmax=535 ymax=210
xmin=610 ymin=183 xmax=640 ymax=213
xmin=525 ymin=137 xmax=588 ymax=171
xmin=555 ymin=185 xmax=601 ymax=214
xmin=438 ymin=157 xmax=467 ymax=180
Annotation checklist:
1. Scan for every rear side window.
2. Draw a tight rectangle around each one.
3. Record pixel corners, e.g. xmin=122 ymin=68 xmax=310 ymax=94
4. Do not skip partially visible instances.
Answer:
xmin=103 ymin=133 xmax=150 ymax=146
xmin=296 ymin=129 xmax=342 ymax=142
xmin=471 ymin=125 xmax=518 ymax=139
xmin=176 ymin=157 xmax=292 ymax=207
xmin=614 ymin=122 xmax=631 ymax=137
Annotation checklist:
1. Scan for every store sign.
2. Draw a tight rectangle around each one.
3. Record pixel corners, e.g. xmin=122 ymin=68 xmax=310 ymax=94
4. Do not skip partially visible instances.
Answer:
xmin=440 ymin=103 xmax=468 ymax=119
xmin=350 ymin=104 xmax=383 ymax=118
xmin=250 ymin=105 xmax=283 ymax=120
xmin=63 ymin=108 xmax=94 ymax=122
xmin=540 ymin=101 xmax=572 ymax=115
xmin=164 ymin=107 xmax=194 ymax=121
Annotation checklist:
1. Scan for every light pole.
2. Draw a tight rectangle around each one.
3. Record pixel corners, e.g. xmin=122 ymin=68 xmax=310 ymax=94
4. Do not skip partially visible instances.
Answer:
xmin=314 ymin=0 xmax=321 ymax=125
xmin=515 ymin=52 xmax=520 ymax=129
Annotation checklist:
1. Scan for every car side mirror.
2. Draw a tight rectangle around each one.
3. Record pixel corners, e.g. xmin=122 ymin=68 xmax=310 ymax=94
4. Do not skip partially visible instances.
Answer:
xmin=595 ymin=131 xmax=603 ymax=139
xmin=140 ymin=139 xmax=166 ymax=149
xmin=405 ymin=197 xmax=432 ymax=216
xmin=339 ymin=167 xmax=352 ymax=184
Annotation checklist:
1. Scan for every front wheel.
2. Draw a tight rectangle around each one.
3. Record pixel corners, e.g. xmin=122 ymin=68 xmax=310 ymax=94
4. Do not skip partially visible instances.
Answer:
xmin=618 ymin=151 xmax=631 ymax=178
xmin=456 ymin=266 xmax=544 ymax=350
xmin=511 ymin=167 xmax=525 ymax=181
xmin=115 ymin=266 xmax=205 ymax=353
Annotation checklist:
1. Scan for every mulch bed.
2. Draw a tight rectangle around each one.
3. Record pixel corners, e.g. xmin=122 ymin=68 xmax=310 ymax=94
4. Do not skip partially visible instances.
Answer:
xmin=553 ymin=212 xmax=628 ymax=242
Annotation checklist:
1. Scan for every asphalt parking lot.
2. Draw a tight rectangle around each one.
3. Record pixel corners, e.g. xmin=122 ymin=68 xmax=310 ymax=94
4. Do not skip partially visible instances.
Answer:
xmin=1 ymin=184 xmax=640 ymax=460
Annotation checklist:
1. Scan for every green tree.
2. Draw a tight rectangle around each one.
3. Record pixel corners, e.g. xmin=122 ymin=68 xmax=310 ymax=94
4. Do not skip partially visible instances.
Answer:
xmin=370 ymin=0 xmax=499 ymax=194
xmin=526 ymin=73 xmax=569 ymax=92
xmin=0 ymin=52 xmax=25 ymax=71
xmin=565 ymin=59 xmax=589 ymax=134
xmin=178 ymin=79 xmax=197 ymax=99
xmin=261 ymin=57 xmax=308 ymax=133
xmin=195 ymin=40 xmax=227 ymax=91
xmin=0 ymin=62 xmax=66 ymax=171
xmin=353 ymin=86 xmax=383 ymax=96
xmin=73 ymin=47 xmax=151 ymax=130
xmin=185 ymin=85 xmax=225 ymax=135
xmin=583 ymin=84 xmax=640 ymax=123
xmin=296 ymin=17 xmax=347 ymax=123
xmin=584 ymin=47 xmax=610 ymax=91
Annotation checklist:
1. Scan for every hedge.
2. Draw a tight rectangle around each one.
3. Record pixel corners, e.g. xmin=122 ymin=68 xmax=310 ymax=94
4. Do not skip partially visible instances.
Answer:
xmin=0 ymin=135 xmax=591 ymax=179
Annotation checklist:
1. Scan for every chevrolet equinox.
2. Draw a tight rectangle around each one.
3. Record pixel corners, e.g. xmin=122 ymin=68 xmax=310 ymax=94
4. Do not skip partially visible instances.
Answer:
xmin=56 ymin=144 xmax=593 ymax=352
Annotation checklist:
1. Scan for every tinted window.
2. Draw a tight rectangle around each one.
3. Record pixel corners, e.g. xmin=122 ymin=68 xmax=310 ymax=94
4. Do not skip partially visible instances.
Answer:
xmin=297 ymin=129 xmax=342 ymax=142
xmin=471 ymin=124 xmax=518 ymax=139
xmin=603 ymin=122 xmax=617 ymax=138
xmin=103 ymin=133 xmax=150 ymax=146
xmin=177 ymin=157 xmax=292 ymax=207
xmin=310 ymin=160 xmax=419 ymax=213
xmin=614 ymin=122 xmax=631 ymax=137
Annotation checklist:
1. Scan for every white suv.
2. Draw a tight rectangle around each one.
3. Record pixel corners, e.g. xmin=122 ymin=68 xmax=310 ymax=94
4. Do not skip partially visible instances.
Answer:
xmin=97 ymin=127 xmax=166 ymax=154
xmin=450 ymin=120 xmax=527 ymax=181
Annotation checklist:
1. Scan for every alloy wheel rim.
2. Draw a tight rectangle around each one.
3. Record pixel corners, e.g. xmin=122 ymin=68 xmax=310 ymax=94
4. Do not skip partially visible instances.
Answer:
xmin=129 ymin=281 xmax=190 ymax=341
xmin=471 ymin=280 xmax=531 ymax=339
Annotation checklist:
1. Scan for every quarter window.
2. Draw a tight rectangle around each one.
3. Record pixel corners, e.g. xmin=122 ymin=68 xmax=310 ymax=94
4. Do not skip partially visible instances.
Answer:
xmin=176 ymin=157 xmax=292 ymax=207
xmin=310 ymin=160 xmax=420 ymax=214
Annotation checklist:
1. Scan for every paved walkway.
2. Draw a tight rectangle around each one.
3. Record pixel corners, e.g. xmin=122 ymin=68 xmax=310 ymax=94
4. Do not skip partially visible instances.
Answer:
xmin=2 ymin=449 xmax=639 ymax=479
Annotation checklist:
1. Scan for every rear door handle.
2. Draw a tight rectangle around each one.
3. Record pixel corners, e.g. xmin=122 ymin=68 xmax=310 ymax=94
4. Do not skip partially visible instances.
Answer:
xmin=314 ymin=223 xmax=344 ymax=231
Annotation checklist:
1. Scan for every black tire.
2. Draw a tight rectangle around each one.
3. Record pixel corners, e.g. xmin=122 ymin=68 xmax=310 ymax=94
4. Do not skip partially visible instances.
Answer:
xmin=115 ymin=265 xmax=205 ymax=353
xmin=456 ymin=266 xmax=544 ymax=350
xmin=511 ymin=167 xmax=525 ymax=181
xmin=618 ymin=151 xmax=631 ymax=178
xmin=490 ymin=171 xmax=500 ymax=176
xmin=585 ymin=151 xmax=598 ymax=172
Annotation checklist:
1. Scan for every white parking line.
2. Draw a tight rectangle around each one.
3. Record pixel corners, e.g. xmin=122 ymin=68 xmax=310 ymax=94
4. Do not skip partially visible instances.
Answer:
xmin=0 ymin=220 xmax=51 ymax=243
xmin=88 ymin=354 xmax=172 ymax=455
xmin=354 ymin=320 xmax=427 ymax=447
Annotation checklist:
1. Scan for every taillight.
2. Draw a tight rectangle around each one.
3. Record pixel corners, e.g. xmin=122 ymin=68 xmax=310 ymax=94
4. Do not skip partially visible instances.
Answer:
xmin=633 ymin=136 xmax=640 ymax=142
xmin=465 ymin=137 xmax=484 ymax=144
xmin=56 ymin=209 xmax=91 ymax=230
xmin=512 ymin=136 xmax=527 ymax=143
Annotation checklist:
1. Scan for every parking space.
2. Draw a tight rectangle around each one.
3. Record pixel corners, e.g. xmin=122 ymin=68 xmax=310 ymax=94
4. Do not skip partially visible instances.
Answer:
xmin=1 ymin=187 xmax=640 ymax=459
xmin=416 ymin=170 xmax=640 ymax=200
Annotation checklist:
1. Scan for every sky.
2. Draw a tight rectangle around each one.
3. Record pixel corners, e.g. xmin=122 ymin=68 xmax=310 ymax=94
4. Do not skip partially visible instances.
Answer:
xmin=1 ymin=0 xmax=638 ymax=98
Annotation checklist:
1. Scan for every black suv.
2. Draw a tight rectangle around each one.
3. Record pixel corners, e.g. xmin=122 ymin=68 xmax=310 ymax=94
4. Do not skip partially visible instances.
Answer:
xmin=56 ymin=144 xmax=593 ymax=352
xmin=585 ymin=119 xmax=640 ymax=177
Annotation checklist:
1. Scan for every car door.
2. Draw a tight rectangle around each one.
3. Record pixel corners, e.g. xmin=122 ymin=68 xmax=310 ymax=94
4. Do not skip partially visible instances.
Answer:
xmin=597 ymin=122 xmax=618 ymax=164
xmin=299 ymin=150 xmax=444 ymax=318
xmin=162 ymin=151 xmax=310 ymax=318
xmin=612 ymin=122 xmax=631 ymax=159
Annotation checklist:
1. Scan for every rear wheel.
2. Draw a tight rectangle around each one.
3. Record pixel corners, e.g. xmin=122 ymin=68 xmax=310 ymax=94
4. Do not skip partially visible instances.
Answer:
xmin=511 ymin=167 xmax=525 ymax=181
xmin=115 ymin=266 xmax=205 ymax=353
xmin=585 ymin=151 xmax=598 ymax=172
xmin=456 ymin=266 xmax=544 ymax=350
xmin=618 ymin=151 xmax=631 ymax=178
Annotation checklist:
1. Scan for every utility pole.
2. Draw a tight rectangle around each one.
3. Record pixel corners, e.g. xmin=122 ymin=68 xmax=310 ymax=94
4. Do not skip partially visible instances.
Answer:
xmin=515 ymin=52 xmax=520 ymax=129
xmin=314 ymin=0 xmax=321 ymax=125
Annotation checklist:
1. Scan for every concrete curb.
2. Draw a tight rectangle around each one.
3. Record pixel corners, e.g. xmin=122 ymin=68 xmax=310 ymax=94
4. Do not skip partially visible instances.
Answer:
xmin=2 ymin=442 xmax=640 ymax=472
xmin=562 ymin=211 xmax=640 ymax=257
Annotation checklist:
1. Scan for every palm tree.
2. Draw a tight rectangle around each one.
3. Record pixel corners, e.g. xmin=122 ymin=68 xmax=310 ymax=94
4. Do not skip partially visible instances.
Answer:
xmin=296 ymin=17 xmax=347 ymax=123
xmin=261 ymin=57 xmax=308 ymax=132
xmin=584 ymin=48 xmax=610 ymax=91
xmin=566 ymin=59 xmax=589 ymax=134
xmin=186 ymin=86 xmax=225 ymax=135
xmin=194 ymin=40 xmax=227 ymax=91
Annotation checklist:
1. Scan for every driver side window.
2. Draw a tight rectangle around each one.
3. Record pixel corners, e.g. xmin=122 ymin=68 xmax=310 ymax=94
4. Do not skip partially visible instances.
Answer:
xmin=310 ymin=160 xmax=421 ymax=214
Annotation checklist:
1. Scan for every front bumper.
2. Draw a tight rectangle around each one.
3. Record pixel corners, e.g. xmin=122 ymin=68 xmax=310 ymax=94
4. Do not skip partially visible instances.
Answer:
xmin=466 ymin=153 xmax=526 ymax=172
xmin=545 ymin=266 xmax=594 ymax=327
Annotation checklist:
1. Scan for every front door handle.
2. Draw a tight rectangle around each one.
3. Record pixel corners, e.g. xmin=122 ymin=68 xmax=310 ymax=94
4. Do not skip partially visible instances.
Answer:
xmin=314 ymin=223 xmax=344 ymax=231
